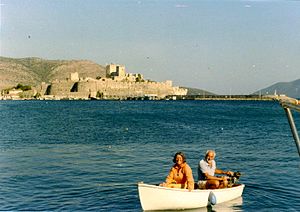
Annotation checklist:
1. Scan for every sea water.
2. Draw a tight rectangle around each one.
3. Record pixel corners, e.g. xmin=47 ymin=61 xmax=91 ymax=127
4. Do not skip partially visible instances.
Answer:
xmin=0 ymin=100 xmax=299 ymax=211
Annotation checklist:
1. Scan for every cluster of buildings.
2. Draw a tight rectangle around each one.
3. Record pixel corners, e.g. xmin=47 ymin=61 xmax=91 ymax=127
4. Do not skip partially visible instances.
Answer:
xmin=1 ymin=64 xmax=187 ymax=100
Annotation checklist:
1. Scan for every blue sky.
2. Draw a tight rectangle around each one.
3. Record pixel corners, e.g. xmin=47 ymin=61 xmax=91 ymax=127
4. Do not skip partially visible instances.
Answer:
xmin=1 ymin=0 xmax=300 ymax=94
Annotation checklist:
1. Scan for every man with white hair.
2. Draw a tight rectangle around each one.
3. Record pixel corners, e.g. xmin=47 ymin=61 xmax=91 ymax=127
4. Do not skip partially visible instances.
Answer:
xmin=197 ymin=150 xmax=234 ymax=189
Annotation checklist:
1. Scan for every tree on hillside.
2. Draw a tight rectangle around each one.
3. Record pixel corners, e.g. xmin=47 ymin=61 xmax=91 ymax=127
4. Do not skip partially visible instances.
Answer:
xmin=15 ymin=83 xmax=31 ymax=91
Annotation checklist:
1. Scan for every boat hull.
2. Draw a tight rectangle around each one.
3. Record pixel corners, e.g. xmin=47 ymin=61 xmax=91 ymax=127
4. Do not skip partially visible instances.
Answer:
xmin=138 ymin=182 xmax=245 ymax=211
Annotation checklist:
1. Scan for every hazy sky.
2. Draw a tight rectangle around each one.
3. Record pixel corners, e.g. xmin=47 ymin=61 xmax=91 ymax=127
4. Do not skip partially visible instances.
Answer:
xmin=1 ymin=0 xmax=299 ymax=94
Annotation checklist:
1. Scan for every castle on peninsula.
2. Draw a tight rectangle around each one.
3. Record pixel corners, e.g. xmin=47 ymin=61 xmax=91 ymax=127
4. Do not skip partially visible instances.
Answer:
xmin=38 ymin=64 xmax=187 ymax=100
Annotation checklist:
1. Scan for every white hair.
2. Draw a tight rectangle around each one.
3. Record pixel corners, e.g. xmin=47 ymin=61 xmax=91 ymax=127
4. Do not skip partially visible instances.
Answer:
xmin=205 ymin=150 xmax=216 ymax=158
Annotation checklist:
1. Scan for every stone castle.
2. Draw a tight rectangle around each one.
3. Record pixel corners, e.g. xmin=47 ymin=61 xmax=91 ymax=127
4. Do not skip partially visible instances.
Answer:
xmin=38 ymin=64 xmax=187 ymax=100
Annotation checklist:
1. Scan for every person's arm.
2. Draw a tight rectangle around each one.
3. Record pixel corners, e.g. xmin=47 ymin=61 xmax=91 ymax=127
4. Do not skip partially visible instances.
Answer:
xmin=165 ymin=167 xmax=175 ymax=185
xmin=215 ymin=169 xmax=234 ymax=176
xmin=184 ymin=164 xmax=194 ymax=191
xmin=204 ymin=172 xmax=225 ymax=181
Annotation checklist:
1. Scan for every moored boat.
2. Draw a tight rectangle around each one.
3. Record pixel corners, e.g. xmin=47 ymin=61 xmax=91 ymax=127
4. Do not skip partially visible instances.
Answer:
xmin=138 ymin=182 xmax=245 ymax=211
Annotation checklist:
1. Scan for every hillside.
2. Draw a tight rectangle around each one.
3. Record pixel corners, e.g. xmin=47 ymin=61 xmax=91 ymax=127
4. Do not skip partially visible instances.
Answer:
xmin=253 ymin=79 xmax=300 ymax=99
xmin=0 ymin=56 xmax=106 ymax=90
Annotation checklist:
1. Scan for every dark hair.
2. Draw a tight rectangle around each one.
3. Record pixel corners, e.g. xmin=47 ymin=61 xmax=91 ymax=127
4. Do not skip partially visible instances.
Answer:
xmin=173 ymin=152 xmax=186 ymax=163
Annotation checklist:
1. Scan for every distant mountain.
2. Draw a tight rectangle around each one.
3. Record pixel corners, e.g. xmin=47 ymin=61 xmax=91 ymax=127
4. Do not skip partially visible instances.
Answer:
xmin=0 ymin=56 xmax=106 ymax=90
xmin=181 ymin=87 xmax=216 ymax=96
xmin=254 ymin=79 xmax=300 ymax=98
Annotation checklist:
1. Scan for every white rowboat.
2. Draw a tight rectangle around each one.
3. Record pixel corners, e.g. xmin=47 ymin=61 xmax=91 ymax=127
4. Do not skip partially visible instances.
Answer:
xmin=138 ymin=182 xmax=245 ymax=211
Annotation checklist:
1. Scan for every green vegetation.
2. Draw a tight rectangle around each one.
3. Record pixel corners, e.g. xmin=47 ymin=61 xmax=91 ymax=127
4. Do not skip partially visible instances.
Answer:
xmin=96 ymin=91 xmax=104 ymax=98
xmin=15 ymin=83 xmax=31 ymax=91
xmin=2 ymin=88 xmax=12 ymax=94
xmin=135 ymin=74 xmax=144 ymax=82
xmin=1 ymin=83 xmax=32 ymax=94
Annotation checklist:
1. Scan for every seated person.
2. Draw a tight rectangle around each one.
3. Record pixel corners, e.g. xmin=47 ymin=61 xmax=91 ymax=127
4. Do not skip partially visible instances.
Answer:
xmin=197 ymin=150 xmax=233 ymax=189
xmin=160 ymin=152 xmax=194 ymax=191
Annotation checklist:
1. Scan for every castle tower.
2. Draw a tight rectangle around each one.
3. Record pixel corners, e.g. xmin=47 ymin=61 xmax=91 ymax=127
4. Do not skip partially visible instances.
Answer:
xmin=106 ymin=64 xmax=126 ymax=78
xmin=70 ymin=72 xmax=79 ymax=82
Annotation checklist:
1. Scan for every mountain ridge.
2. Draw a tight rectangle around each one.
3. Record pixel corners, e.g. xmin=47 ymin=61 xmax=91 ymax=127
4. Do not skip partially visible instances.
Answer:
xmin=254 ymin=79 xmax=300 ymax=98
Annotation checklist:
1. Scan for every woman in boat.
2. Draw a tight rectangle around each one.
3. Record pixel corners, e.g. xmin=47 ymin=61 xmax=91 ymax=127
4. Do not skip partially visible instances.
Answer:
xmin=197 ymin=150 xmax=234 ymax=189
xmin=160 ymin=152 xmax=194 ymax=191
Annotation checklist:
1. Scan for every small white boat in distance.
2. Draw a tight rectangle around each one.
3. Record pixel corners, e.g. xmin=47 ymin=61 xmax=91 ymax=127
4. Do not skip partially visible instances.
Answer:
xmin=138 ymin=182 xmax=245 ymax=211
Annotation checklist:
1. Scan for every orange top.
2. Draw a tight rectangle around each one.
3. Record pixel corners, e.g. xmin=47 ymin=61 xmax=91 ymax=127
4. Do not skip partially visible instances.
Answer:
xmin=165 ymin=162 xmax=194 ymax=190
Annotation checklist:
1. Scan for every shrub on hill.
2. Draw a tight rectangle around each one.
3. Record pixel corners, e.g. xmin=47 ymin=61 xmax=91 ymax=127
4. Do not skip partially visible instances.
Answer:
xmin=15 ymin=83 xmax=31 ymax=91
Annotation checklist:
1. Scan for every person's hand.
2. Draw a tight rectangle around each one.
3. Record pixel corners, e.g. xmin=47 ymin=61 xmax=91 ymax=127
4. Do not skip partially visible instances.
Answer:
xmin=159 ymin=182 xmax=167 ymax=187
xmin=226 ymin=171 xmax=234 ymax=176
xmin=221 ymin=176 xmax=228 ymax=181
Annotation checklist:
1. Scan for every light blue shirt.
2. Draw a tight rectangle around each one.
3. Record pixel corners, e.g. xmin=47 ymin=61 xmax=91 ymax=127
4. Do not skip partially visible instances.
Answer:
xmin=198 ymin=159 xmax=216 ymax=181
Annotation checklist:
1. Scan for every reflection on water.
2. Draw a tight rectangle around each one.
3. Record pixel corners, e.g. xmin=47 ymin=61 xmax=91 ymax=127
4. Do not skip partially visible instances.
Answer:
xmin=152 ymin=197 xmax=243 ymax=212
xmin=208 ymin=197 xmax=243 ymax=212
xmin=191 ymin=197 xmax=243 ymax=212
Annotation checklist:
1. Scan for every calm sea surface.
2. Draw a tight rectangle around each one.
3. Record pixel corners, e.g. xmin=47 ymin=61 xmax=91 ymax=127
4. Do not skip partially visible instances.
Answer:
xmin=0 ymin=100 xmax=299 ymax=211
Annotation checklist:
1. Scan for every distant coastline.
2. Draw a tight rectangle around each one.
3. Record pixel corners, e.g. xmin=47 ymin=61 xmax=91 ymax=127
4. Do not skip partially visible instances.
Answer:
xmin=1 ymin=57 xmax=299 ymax=100
xmin=0 ymin=94 xmax=278 ymax=101
xmin=185 ymin=95 xmax=275 ymax=101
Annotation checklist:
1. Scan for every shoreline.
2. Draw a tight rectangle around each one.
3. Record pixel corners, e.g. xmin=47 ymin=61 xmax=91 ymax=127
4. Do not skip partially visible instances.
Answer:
xmin=0 ymin=95 xmax=280 ymax=101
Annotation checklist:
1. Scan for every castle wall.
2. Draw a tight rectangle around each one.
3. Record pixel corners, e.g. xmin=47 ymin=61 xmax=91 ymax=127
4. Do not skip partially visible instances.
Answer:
xmin=75 ymin=79 xmax=187 ymax=99
xmin=37 ymin=82 xmax=50 ymax=95
xmin=47 ymin=72 xmax=187 ymax=100
xmin=49 ymin=80 xmax=76 ymax=96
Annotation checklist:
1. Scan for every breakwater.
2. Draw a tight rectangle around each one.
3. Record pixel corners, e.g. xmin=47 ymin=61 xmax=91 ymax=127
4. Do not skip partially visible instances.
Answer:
xmin=167 ymin=94 xmax=276 ymax=101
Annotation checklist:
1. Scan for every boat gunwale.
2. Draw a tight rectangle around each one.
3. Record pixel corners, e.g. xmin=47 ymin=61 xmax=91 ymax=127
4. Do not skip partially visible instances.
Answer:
xmin=138 ymin=182 xmax=245 ymax=193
